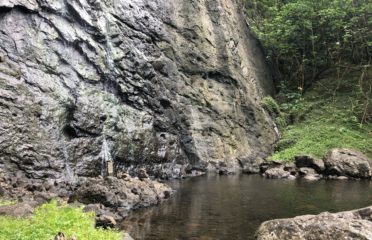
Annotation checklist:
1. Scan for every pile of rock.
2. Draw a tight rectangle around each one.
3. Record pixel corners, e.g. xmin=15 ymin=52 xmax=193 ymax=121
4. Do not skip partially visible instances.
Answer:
xmin=73 ymin=176 xmax=172 ymax=225
xmin=260 ymin=148 xmax=372 ymax=180
xmin=0 ymin=170 xmax=172 ymax=227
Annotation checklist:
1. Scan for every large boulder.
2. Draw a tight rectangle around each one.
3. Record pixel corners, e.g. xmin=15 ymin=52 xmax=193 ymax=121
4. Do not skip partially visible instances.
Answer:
xmin=263 ymin=166 xmax=292 ymax=179
xmin=255 ymin=206 xmax=372 ymax=240
xmin=0 ymin=203 xmax=34 ymax=217
xmin=298 ymin=167 xmax=322 ymax=181
xmin=295 ymin=155 xmax=325 ymax=173
xmin=74 ymin=176 xmax=172 ymax=220
xmin=324 ymin=149 xmax=372 ymax=179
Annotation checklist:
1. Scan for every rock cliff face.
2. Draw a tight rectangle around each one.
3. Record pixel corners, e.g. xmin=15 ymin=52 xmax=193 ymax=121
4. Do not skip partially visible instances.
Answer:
xmin=0 ymin=0 xmax=278 ymax=180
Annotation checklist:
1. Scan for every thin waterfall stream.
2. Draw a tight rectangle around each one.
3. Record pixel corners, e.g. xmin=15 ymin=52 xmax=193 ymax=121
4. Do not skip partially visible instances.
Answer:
xmin=62 ymin=144 xmax=77 ymax=184
xmin=100 ymin=137 xmax=113 ymax=177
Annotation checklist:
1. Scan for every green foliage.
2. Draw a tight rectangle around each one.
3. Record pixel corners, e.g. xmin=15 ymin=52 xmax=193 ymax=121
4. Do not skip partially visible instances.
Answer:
xmin=246 ymin=0 xmax=371 ymax=161
xmin=262 ymin=96 xmax=292 ymax=128
xmin=245 ymin=0 xmax=371 ymax=89
xmin=0 ymin=200 xmax=122 ymax=240
xmin=270 ymin=71 xmax=372 ymax=161
xmin=262 ymin=96 xmax=281 ymax=116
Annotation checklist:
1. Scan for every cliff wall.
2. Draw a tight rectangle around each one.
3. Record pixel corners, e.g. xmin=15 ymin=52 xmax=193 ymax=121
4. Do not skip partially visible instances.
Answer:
xmin=0 ymin=0 xmax=278 ymax=179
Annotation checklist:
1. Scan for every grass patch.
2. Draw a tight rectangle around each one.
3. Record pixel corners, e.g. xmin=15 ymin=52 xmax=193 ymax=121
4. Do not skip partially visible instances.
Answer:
xmin=269 ymin=69 xmax=372 ymax=161
xmin=0 ymin=200 xmax=122 ymax=240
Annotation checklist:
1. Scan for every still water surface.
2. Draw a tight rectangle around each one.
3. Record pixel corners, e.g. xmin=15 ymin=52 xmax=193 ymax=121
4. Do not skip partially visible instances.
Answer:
xmin=122 ymin=174 xmax=372 ymax=240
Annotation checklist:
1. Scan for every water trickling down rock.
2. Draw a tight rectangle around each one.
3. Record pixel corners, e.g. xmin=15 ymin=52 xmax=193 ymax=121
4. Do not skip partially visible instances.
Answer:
xmin=0 ymin=0 xmax=278 ymax=180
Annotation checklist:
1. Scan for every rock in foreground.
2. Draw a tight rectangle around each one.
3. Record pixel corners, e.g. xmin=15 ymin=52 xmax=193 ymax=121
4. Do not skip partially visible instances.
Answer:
xmin=0 ymin=170 xmax=172 ymax=222
xmin=74 ymin=176 xmax=172 ymax=220
xmin=256 ymin=206 xmax=372 ymax=240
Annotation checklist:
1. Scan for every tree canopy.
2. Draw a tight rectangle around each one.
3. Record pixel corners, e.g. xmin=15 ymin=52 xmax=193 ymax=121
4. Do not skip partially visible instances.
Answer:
xmin=245 ymin=0 xmax=371 ymax=90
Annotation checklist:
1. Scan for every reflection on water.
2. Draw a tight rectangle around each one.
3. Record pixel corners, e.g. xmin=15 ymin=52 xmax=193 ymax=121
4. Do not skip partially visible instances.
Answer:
xmin=122 ymin=174 xmax=372 ymax=240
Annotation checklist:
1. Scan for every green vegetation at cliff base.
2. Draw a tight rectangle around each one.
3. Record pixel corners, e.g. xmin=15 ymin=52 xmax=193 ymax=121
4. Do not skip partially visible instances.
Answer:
xmin=0 ymin=200 xmax=122 ymax=240
xmin=265 ymin=70 xmax=371 ymax=162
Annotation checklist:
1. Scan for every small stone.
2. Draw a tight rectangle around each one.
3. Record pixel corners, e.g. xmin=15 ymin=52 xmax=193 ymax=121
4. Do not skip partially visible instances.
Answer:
xmin=0 ymin=186 xmax=6 ymax=196
xmin=33 ymin=191 xmax=55 ymax=205
xmin=96 ymin=215 xmax=117 ymax=228
xmin=287 ymin=175 xmax=297 ymax=180
xmin=163 ymin=190 xmax=171 ymax=199
xmin=284 ymin=162 xmax=297 ymax=175
xmin=299 ymin=167 xmax=316 ymax=176
xmin=138 ymin=168 xmax=149 ymax=180
xmin=304 ymin=174 xmax=321 ymax=181
xmin=54 ymin=232 xmax=66 ymax=240
xmin=116 ymin=171 xmax=129 ymax=179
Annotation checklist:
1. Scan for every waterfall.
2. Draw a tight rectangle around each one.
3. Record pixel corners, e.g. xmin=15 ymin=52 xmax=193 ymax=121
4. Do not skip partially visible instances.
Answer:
xmin=62 ymin=144 xmax=77 ymax=184
xmin=105 ymin=35 xmax=114 ymax=71
xmin=102 ymin=10 xmax=114 ymax=72
xmin=102 ymin=14 xmax=118 ymax=95
xmin=100 ymin=137 xmax=113 ymax=177
xmin=60 ymin=0 xmax=67 ymax=17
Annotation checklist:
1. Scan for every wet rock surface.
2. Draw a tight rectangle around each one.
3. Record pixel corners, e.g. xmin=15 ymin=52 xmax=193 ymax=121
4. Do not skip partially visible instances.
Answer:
xmin=0 ymin=0 xmax=281 ymax=226
xmin=0 ymin=0 xmax=277 ymax=182
xmin=255 ymin=206 xmax=372 ymax=240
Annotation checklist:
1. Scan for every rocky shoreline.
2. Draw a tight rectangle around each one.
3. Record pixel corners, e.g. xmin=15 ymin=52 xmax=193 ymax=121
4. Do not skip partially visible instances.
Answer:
xmin=259 ymin=148 xmax=372 ymax=181
xmin=1 ymin=148 xmax=371 ymax=226
xmin=0 ymin=170 xmax=172 ymax=228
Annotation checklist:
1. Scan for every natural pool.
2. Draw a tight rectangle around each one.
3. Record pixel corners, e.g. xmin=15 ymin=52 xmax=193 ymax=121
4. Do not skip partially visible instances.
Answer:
xmin=122 ymin=174 xmax=372 ymax=240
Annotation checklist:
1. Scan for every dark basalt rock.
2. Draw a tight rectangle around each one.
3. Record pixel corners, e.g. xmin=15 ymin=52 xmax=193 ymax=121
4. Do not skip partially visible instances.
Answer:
xmin=0 ymin=0 xmax=277 ymax=181
xmin=295 ymin=155 xmax=325 ymax=173
xmin=0 ymin=169 xmax=172 ymax=222
xmin=0 ymin=0 xmax=279 ymax=222
xmin=73 ymin=176 xmax=173 ymax=220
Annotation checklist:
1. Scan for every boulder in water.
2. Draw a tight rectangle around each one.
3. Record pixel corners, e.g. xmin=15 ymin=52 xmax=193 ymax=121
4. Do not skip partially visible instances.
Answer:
xmin=295 ymin=155 xmax=325 ymax=173
xmin=73 ymin=176 xmax=172 ymax=220
xmin=255 ymin=206 xmax=372 ymax=240
xmin=324 ymin=149 xmax=372 ymax=179
xmin=263 ymin=166 xmax=291 ymax=179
